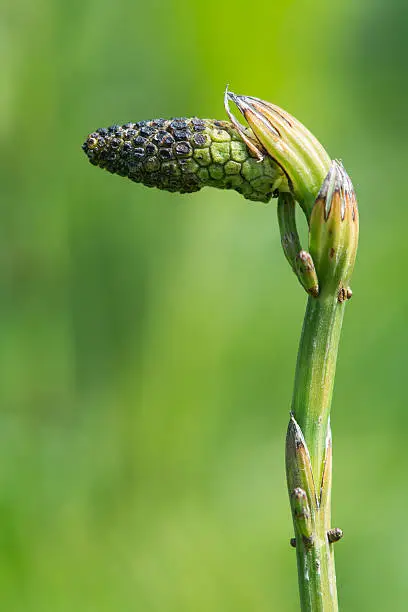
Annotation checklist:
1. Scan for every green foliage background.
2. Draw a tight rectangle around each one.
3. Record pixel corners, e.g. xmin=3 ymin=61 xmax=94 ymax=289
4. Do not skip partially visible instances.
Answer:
xmin=2 ymin=0 xmax=407 ymax=609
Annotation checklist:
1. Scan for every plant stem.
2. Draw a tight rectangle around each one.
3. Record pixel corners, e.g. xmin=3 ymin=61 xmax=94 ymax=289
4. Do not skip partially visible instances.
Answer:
xmin=287 ymin=291 xmax=346 ymax=611
xmin=292 ymin=293 xmax=345 ymax=484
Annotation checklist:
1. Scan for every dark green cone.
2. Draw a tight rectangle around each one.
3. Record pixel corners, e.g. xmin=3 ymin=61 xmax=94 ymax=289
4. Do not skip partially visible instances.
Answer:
xmin=82 ymin=118 xmax=285 ymax=202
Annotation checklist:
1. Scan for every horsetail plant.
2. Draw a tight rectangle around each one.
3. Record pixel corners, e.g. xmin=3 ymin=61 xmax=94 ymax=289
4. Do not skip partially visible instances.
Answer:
xmin=82 ymin=90 xmax=359 ymax=611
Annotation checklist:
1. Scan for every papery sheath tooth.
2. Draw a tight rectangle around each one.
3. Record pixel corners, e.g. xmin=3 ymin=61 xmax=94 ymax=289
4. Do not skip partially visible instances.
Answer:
xmin=286 ymin=413 xmax=318 ymax=510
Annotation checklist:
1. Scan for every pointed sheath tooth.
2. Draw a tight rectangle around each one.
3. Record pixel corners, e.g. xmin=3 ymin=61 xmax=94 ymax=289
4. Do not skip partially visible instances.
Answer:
xmin=228 ymin=93 xmax=281 ymax=138
xmin=224 ymin=87 xmax=265 ymax=161
xmin=228 ymin=93 xmax=309 ymax=191
xmin=227 ymin=92 xmax=331 ymax=217
xmin=309 ymin=161 xmax=359 ymax=297
xmin=245 ymin=96 xmax=331 ymax=179
xmin=319 ymin=420 xmax=332 ymax=510
xmin=286 ymin=414 xmax=318 ymax=511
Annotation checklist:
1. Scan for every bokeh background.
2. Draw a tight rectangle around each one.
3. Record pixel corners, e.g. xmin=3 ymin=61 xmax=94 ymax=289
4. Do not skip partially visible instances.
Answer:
xmin=2 ymin=0 xmax=407 ymax=609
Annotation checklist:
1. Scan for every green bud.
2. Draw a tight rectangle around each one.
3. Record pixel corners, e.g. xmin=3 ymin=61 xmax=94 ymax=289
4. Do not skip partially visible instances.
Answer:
xmin=291 ymin=487 xmax=314 ymax=541
xmin=327 ymin=528 xmax=343 ymax=544
xmin=309 ymin=161 xmax=359 ymax=300
xmin=278 ymin=193 xmax=319 ymax=297
xmin=225 ymin=91 xmax=331 ymax=218
xmin=286 ymin=414 xmax=318 ymax=547
xmin=286 ymin=414 xmax=318 ymax=511
xmin=82 ymin=118 xmax=285 ymax=203
xmin=294 ymin=251 xmax=319 ymax=298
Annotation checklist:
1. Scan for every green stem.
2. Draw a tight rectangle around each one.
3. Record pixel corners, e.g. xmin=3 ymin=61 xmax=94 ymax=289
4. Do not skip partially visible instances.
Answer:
xmin=292 ymin=293 xmax=345 ymax=484
xmin=288 ymin=292 xmax=345 ymax=611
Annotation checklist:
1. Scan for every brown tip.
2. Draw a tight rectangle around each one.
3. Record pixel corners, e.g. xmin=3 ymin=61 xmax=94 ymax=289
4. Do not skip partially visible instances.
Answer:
xmin=316 ymin=160 xmax=356 ymax=221
xmin=224 ymin=86 xmax=265 ymax=161
xmin=307 ymin=286 xmax=319 ymax=298
xmin=328 ymin=527 xmax=343 ymax=543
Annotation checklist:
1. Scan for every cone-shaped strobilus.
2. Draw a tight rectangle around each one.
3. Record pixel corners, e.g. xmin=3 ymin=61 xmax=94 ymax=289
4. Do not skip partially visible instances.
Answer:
xmin=82 ymin=118 xmax=286 ymax=202
xmin=83 ymin=90 xmax=359 ymax=611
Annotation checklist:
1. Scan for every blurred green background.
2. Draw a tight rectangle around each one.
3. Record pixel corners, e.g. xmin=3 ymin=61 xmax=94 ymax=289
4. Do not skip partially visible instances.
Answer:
xmin=2 ymin=0 xmax=407 ymax=609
